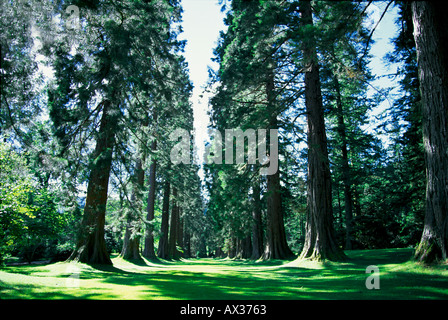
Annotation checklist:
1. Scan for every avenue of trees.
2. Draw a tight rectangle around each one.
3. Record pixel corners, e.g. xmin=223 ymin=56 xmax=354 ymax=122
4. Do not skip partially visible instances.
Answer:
xmin=1 ymin=0 xmax=447 ymax=266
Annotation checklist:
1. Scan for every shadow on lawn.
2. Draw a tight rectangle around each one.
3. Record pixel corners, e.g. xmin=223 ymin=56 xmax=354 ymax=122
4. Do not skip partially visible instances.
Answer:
xmin=2 ymin=248 xmax=447 ymax=299
xmin=86 ymin=267 xmax=448 ymax=300
xmin=345 ymin=248 xmax=416 ymax=265
xmin=77 ymin=249 xmax=448 ymax=300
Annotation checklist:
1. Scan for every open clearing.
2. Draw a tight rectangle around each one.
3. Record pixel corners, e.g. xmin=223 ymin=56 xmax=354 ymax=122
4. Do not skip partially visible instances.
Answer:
xmin=1 ymin=248 xmax=447 ymax=300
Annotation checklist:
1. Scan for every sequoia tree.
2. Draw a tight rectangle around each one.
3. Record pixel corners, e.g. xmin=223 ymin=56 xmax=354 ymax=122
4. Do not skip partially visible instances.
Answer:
xmin=168 ymin=187 xmax=182 ymax=259
xmin=207 ymin=0 xmax=295 ymax=260
xmin=46 ymin=0 xmax=186 ymax=264
xmin=143 ymin=120 xmax=158 ymax=260
xmin=412 ymin=1 xmax=448 ymax=263
xmin=298 ymin=0 xmax=344 ymax=261
xmin=68 ymin=99 xmax=119 ymax=264
xmin=262 ymin=72 xmax=294 ymax=260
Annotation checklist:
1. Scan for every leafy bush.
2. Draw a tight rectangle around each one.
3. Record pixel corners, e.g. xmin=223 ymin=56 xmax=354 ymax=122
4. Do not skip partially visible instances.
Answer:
xmin=0 ymin=142 xmax=36 ymax=264
xmin=0 ymin=142 xmax=79 ymax=264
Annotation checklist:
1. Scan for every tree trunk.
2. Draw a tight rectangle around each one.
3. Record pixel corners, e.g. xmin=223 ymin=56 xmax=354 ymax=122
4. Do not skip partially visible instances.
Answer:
xmin=335 ymin=181 xmax=344 ymax=232
xmin=241 ymin=235 xmax=252 ymax=259
xmin=143 ymin=138 xmax=157 ymax=259
xmin=121 ymin=225 xmax=141 ymax=261
xmin=228 ymin=235 xmax=236 ymax=259
xmin=198 ymin=233 xmax=208 ymax=258
xmin=214 ymin=247 xmax=223 ymax=258
xmin=262 ymin=162 xmax=294 ymax=260
xmin=261 ymin=57 xmax=294 ymax=260
xmin=412 ymin=1 xmax=448 ymax=264
xmin=120 ymin=158 xmax=144 ymax=261
xmin=262 ymin=167 xmax=295 ymax=260
xmin=68 ymin=100 xmax=118 ymax=265
xmin=177 ymin=208 xmax=184 ymax=257
xmin=251 ymin=174 xmax=264 ymax=260
xmin=157 ymin=179 xmax=170 ymax=259
xmin=183 ymin=221 xmax=191 ymax=258
xmin=168 ymin=187 xmax=181 ymax=259
xmin=334 ymin=75 xmax=354 ymax=250
xmin=298 ymin=0 xmax=345 ymax=261
xmin=353 ymin=187 xmax=361 ymax=217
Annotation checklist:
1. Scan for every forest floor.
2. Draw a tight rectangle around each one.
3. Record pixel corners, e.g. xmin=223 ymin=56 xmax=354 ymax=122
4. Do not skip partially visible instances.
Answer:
xmin=0 ymin=248 xmax=447 ymax=300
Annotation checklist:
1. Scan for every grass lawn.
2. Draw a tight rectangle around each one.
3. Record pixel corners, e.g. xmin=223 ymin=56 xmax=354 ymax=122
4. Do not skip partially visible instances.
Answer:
xmin=1 ymin=248 xmax=447 ymax=300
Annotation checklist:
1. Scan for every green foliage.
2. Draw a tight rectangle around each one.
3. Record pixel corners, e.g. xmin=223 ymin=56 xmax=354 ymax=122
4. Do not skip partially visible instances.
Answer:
xmin=338 ymin=2 xmax=425 ymax=250
xmin=0 ymin=142 xmax=80 ymax=264
xmin=0 ymin=0 xmax=40 ymax=142
xmin=385 ymin=1 xmax=425 ymax=246
xmin=0 ymin=142 xmax=35 ymax=263
xmin=17 ymin=189 xmax=61 ymax=263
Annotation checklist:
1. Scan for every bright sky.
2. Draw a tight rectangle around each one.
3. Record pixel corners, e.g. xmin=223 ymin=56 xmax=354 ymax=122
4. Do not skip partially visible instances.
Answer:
xmin=180 ymin=0 xmax=227 ymax=163
xmin=179 ymin=0 xmax=400 ymax=160
xmin=364 ymin=2 xmax=400 ymax=144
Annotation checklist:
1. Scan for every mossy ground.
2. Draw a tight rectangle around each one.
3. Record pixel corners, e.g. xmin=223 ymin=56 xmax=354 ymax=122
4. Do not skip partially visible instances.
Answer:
xmin=1 ymin=248 xmax=447 ymax=300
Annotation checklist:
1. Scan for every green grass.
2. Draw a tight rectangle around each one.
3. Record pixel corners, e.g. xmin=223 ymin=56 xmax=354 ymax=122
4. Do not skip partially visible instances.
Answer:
xmin=1 ymin=248 xmax=447 ymax=299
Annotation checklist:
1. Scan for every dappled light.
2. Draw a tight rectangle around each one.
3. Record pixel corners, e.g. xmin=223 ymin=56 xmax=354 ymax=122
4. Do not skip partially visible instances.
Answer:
xmin=1 ymin=249 xmax=448 ymax=299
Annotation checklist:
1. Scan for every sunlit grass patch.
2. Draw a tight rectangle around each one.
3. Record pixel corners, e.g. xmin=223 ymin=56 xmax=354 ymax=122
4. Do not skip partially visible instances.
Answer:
xmin=1 ymin=248 xmax=447 ymax=300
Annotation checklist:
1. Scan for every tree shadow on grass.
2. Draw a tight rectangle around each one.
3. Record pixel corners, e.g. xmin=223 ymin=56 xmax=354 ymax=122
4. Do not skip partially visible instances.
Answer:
xmin=3 ymin=263 xmax=447 ymax=300
xmin=0 ymin=279 xmax=115 ymax=299
xmin=345 ymin=248 xmax=415 ymax=265
xmin=74 ymin=259 xmax=360 ymax=299
xmin=2 ymin=248 xmax=447 ymax=300
xmin=0 ymin=262 xmax=55 ymax=276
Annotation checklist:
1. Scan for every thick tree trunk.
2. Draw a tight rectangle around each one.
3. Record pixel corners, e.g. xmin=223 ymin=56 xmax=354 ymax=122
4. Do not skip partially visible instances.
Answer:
xmin=238 ymin=235 xmax=252 ymax=259
xmin=121 ymin=225 xmax=141 ymax=261
xmin=214 ymin=247 xmax=224 ymax=258
xmin=251 ymin=175 xmax=264 ymax=260
xmin=198 ymin=233 xmax=208 ymax=258
xmin=120 ymin=158 xmax=144 ymax=261
xmin=334 ymin=75 xmax=354 ymax=250
xmin=143 ymin=139 xmax=157 ymax=259
xmin=68 ymin=100 xmax=117 ymax=265
xmin=157 ymin=179 xmax=171 ymax=259
xmin=228 ymin=235 xmax=236 ymax=259
xmin=168 ymin=187 xmax=181 ymax=259
xmin=412 ymin=1 xmax=448 ymax=264
xmin=261 ymin=59 xmax=294 ymax=260
xmin=263 ymin=168 xmax=295 ymax=260
xmin=298 ymin=0 xmax=345 ymax=261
